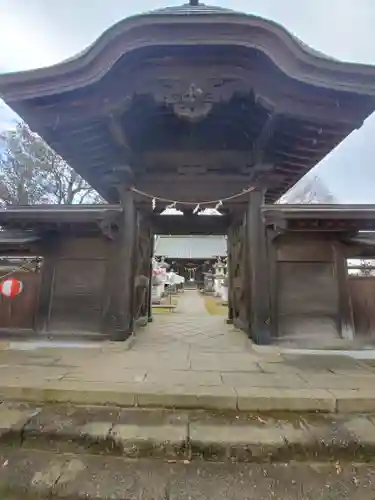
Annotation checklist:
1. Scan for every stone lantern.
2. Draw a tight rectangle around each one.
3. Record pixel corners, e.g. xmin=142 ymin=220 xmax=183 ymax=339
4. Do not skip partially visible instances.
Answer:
xmin=203 ymin=269 xmax=215 ymax=294
xmin=213 ymin=257 xmax=226 ymax=298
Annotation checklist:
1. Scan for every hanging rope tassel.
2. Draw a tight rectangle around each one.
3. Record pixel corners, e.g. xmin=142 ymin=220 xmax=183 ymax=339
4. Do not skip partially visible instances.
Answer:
xmin=131 ymin=186 xmax=255 ymax=209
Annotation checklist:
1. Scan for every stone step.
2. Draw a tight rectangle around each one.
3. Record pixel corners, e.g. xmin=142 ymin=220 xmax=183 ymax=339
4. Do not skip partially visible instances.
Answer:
xmin=2 ymin=448 xmax=375 ymax=499
xmin=1 ymin=402 xmax=375 ymax=463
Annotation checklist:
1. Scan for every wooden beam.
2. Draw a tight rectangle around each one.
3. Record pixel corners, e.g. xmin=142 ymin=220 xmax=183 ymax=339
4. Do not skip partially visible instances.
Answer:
xmin=108 ymin=114 xmax=130 ymax=151
xmin=276 ymin=96 xmax=365 ymax=127
xmin=251 ymin=112 xmax=280 ymax=166
xmin=151 ymin=214 xmax=230 ymax=235
xmin=286 ymin=220 xmax=375 ymax=232
xmin=15 ymin=66 xmax=367 ymax=130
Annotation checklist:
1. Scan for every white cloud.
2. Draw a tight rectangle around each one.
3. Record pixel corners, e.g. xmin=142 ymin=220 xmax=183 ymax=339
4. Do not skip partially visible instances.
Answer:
xmin=0 ymin=101 xmax=18 ymax=132
xmin=0 ymin=1 xmax=67 ymax=71
xmin=1 ymin=0 xmax=375 ymax=202
xmin=2 ymin=0 xmax=375 ymax=70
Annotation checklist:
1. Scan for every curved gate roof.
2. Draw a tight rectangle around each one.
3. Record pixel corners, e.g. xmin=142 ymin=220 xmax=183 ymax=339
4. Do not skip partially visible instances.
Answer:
xmin=1 ymin=2 xmax=375 ymax=205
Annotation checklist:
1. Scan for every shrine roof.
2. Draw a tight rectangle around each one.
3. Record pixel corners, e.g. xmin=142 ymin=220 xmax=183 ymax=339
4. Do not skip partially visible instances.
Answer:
xmin=0 ymin=230 xmax=40 ymax=245
xmin=263 ymin=204 xmax=375 ymax=231
xmin=1 ymin=3 xmax=372 ymax=97
xmin=143 ymin=3 xmax=337 ymax=63
xmin=0 ymin=205 xmax=121 ymax=225
xmin=346 ymin=232 xmax=375 ymax=247
xmin=263 ymin=204 xmax=375 ymax=219
xmin=1 ymin=3 xmax=375 ymax=205
xmin=145 ymin=3 xmax=236 ymax=15
xmin=1 ymin=204 xmax=375 ymax=234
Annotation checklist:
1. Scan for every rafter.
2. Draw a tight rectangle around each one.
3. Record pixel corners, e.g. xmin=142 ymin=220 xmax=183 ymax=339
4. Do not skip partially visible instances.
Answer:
xmin=108 ymin=114 xmax=131 ymax=152
xmin=250 ymin=112 xmax=280 ymax=167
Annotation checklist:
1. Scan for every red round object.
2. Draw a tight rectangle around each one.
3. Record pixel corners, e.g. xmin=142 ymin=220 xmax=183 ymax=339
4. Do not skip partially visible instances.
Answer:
xmin=0 ymin=278 xmax=23 ymax=298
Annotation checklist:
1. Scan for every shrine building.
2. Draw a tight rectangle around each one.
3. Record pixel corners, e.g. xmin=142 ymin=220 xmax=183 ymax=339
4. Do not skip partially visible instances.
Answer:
xmin=1 ymin=2 xmax=375 ymax=345
xmin=154 ymin=235 xmax=226 ymax=287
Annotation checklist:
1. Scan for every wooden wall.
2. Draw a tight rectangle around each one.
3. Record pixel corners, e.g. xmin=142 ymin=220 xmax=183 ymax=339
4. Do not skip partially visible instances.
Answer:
xmin=0 ymin=225 xmax=154 ymax=338
xmin=273 ymin=234 xmax=340 ymax=342
xmin=47 ymin=236 xmax=109 ymax=334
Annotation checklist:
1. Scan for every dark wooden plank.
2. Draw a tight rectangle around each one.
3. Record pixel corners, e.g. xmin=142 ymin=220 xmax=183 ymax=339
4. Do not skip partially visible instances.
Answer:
xmin=151 ymin=214 xmax=230 ymax=235
xmin=48 ymin=258 xmax=105 ymax=333
xmin=246 ymin=188 xmax=271 ymax=344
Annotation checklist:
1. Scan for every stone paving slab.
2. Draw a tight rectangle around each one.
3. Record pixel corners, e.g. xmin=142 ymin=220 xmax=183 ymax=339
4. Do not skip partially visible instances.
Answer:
xmin=134 ymin=384 xmax=238 ymax=411
xmin=3 ymin=378 xmax=375 ymax=413
xmin=333 ymin=389 xmax=375 ymax=413
xmin=2 ymin=291 xmax=375 ymax=414
xmin=235 ymin=387 xmax=336 ymax=412
xmin=2 ymin=403 xmax=375 ymax=462
xmin=2 ymin=449 xmax=375 ymax=499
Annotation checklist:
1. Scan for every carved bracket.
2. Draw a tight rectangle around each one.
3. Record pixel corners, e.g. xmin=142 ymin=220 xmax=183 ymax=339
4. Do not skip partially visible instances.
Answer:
xmin=96 ymin=211 xmax=121 ymax=240
xmin=172 ymin=83 xmax=213 ymax=122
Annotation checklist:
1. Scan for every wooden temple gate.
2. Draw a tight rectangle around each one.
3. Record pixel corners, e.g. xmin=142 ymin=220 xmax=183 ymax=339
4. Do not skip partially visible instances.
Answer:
xmin=0 ymin=204 xmax=375 ymax=346
xmin=0 ymin=1 xmax=375 ymax=345
xmin=227 ymin=190 xmax=271 ymax=343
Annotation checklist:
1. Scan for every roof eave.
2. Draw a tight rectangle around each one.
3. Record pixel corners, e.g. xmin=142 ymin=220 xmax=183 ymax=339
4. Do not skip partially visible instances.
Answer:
xmin=1 ymin=12 xmax=375 ymax=101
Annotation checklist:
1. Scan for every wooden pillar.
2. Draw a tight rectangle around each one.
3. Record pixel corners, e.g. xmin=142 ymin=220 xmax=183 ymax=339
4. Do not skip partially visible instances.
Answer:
xmin=227 ymin=294 xmax=234 ymax=324
xmin=227 ymin=216 xmax=248 ymax=331
xmin=226 ymin=233 xmax=234 ymax=324
xmin=246 ymin=188 xmax=271 ymax=344
xmin=333 ymin=242 xmax=355 ymax=340
xmin=267 ymin=229 xmax=279 ymax=338
xmin=147 ymin=233 xmax=154 ymax=323
xmin=111 ymin=185 xmax=137 ymax=341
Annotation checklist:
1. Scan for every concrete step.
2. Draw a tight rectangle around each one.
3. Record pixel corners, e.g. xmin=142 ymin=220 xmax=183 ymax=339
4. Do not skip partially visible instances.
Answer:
xmin=1 ymin=448 xmax=375 ymax=499
xmin=1 ymin=402 xmax=375 ymax=463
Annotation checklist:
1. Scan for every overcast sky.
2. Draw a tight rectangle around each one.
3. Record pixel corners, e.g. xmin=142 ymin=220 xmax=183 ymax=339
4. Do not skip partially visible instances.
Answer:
xmin=0 ymin=0 xmax=375 ymax=202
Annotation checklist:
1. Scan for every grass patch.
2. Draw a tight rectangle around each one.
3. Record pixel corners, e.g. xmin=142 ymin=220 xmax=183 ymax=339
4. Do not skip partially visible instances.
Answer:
xmin=168 ymin=297 xmax=179 ymax=306
xmin=204 ymin=297 xmax=228 ymax=316
xmin=152 ymin=307 xmax=175 ymax=315
xmin=152 ymin=296 xmax=178 ymax=314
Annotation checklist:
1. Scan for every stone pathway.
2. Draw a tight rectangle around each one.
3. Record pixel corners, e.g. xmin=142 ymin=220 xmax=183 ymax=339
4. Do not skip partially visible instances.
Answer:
xmin=176 ymin=289 xmax=208 ymax=314
xmin=0 ymin=290 xmax=374 ymax=411
xmin=133 ymin=290 xmax=249 ymax=354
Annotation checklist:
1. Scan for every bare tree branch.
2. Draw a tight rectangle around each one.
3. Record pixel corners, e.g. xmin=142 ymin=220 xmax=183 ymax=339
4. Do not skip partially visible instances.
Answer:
xmin=0 ymin=123 xmax=104 ymax=206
